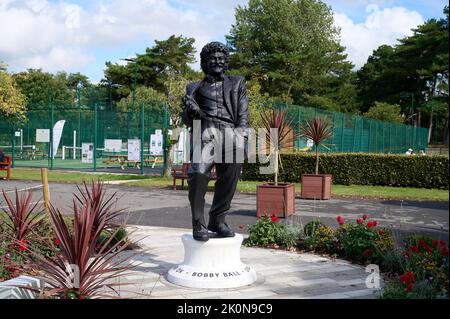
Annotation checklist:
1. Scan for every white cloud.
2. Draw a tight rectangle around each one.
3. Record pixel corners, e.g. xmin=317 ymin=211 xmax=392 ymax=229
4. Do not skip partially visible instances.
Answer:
xmin=0 ymin=0 xmax=239 ymax=76
xmin=334 ymin=4 xmax=424 ymax=69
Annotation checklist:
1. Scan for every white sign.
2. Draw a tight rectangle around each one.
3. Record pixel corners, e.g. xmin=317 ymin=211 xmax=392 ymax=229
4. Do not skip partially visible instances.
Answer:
xmin=155 ymin=129 xmax=162 ymax=135
xmin=127 ymin=139 xmax=140 ymax=161
xmin=82 ymin=143 xmax=94 ymax=163
xmin=15 ymin=131 xmax=21 ymax=137
xmin=104 ymin=139 xmax=122 ymax=152
xmin=150 ymin=134 xmax=163 ymax=155
xmin=36 ymin=129 xmax=50 ymax=143
xmin=306 ymin=138 xmax=314 ymax=148
xmin=52 ymin=120 xmax=65 ymax=159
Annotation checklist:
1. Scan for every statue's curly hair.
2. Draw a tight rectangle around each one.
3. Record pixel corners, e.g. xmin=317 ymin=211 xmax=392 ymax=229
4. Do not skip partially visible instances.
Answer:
xmin=200 ymin=42 xmax=229 ymax=74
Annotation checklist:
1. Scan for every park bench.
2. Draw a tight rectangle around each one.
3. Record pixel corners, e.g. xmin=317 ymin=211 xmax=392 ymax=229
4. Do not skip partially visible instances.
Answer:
xmin=172 ymin=163 xmax=217 ymax=190
xmin=0 ymin=156 xmax=12 ymax=180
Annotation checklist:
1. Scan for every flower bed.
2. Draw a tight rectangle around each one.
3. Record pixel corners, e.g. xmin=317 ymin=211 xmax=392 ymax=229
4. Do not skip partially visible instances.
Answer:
xmin=243 ymin=214 xmax=449 ymax=299
xmin=0 ymin=181 xmax=137 ymax=299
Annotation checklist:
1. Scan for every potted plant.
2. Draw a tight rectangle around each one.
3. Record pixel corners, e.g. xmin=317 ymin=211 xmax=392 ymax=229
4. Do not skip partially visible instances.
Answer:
xmin=256 ymin=109 xmax=297 ymax=218
xmin=299 ymin=117 xmax=333 ymax=200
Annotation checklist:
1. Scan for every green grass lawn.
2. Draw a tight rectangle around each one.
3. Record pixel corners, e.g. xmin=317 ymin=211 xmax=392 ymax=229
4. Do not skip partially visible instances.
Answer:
xmin=4 ymin=168 xmax=448 ymax=201
xmin=7 ymin=168 xmax=147 ymax=183
xmin=127 ymin=177 xmax=449 ymax=202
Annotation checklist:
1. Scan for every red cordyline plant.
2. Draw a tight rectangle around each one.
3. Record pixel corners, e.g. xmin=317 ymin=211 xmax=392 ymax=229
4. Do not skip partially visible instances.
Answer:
xmin=23 ymin=181 xmax=139 ymax=299
xmin=300 ymin=117 xmax=333 ymax=175
xmin=74 ymin=181 xmax=125 ymax=232
xmin=1 ymin=189 xmax=44 ymax=243
xmin=260 ymin=108 xmax=297 ymax=185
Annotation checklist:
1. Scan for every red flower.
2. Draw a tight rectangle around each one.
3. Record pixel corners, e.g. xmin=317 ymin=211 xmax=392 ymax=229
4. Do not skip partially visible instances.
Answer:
xmin=78 ymin=295 xmax=85 ymax=300
xmin=54 ymin=238 xmax=60 ymax=246
xmin=362 ymin=214 xmax=368 ymax=220
xmin=402 ymin=250 xmax=409 ymax=257
xmin=406 ymin=283 xmax=414 ymax=292
xmin=362 ymin=249 xmax=372 ymax=257
xmin=432 ymin=240 xmax=439 ymax=248
xmin=337 ymin=216 xmax=344 ymax=225
xmin=441 ymin=245 xmax=449 ymax=257
xmin=410 ymin=245 xmax=419 ymax=253
xmin=367 ymin=221 xmax=378 ymax=228
xmin=356 ymin=218 xmax=363 ymax=224
xmin=271 ymin=214 xmax=279 ymax=222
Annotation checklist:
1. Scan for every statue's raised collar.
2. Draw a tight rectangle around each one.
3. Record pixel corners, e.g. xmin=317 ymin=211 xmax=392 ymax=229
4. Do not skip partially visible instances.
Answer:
xmin=205 ymin=74 xmax=225 ymax=83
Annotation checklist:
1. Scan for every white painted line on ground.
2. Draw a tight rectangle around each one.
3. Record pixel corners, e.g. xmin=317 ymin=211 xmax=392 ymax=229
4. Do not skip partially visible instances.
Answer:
xmin=2 ymin=184 xmax=43 ymax=194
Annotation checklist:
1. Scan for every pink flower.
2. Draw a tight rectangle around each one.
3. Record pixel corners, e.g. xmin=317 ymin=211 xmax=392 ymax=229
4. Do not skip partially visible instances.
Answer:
xmin=337 ymin=216 xmax=344 ymax=225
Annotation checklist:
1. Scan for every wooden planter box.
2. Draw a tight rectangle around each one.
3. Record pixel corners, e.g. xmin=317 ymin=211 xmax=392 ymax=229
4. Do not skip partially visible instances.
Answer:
xmin=300 ymin=174 xmax=332 ymax=200
xmin=256 ymin=183 xmax=295 ymax=218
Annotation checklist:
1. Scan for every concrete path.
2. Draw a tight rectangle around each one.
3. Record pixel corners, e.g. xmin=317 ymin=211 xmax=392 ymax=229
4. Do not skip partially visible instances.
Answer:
xmin=114 ymin=226 xmax=380 ymax=299
xmin=1 ymin=180 xmax=448 ymax=241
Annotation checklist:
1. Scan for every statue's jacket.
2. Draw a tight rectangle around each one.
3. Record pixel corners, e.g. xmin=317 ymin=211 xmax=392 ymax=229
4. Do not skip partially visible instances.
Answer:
xmin=183 ymin=75 xmax=249 ymax=169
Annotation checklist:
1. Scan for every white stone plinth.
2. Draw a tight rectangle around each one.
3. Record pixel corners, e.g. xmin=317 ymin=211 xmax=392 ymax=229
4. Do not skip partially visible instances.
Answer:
xmin=167 ymin=233 xmax=257 ymax=289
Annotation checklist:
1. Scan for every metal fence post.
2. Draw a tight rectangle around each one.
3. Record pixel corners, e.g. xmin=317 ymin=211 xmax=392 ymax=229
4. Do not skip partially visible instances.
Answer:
xmin=11 ymin=125 xmax=15 ymax=168
xmin=341 ymin=115 xmax=345 ymax=153
xmin=94 ymin=102 xmax=98 ymax=172
xmin=140 ymin=102 xmax=145 ymax=175
xmin=163 ymin=103 xmax=168 ymax=174
xmin=382 ymin=123 xmax=385 ymax=153
xmin=352 ymin=117 xmax=357 ymax=152
xmin=50 ymin=102 xmax=54 ymax=170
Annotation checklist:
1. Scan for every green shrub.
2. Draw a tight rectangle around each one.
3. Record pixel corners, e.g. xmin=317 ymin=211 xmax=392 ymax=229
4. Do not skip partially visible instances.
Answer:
xmin=242 ymin=153 xmax=449 ymax=189
xmin=303 ymin=220 xmax=325 ymax=237
xmin=301 ymin=221 xmax=336 ymax=253
xmin=245 ymin=216 xmax=284 ymax=247
xmin=334 ymin=216 xmax=395 ymax=263
xmin=276 ymin=226 xmax=300 ymax=249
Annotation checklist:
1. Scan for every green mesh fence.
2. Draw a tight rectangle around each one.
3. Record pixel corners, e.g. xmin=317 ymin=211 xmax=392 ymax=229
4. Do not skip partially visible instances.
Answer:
xmin=281 ymin=104 xmax=428 ymax=154
xmin=0 ymin=100 xmax=167 ymax=172
xmin=1 ymin=99 xmax=428 ymax=173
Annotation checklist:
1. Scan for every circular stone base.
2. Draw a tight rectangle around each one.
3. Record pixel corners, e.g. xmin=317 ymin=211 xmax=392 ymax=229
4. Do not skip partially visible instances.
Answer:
xmin=167 ymin=233 xmax=257 ymax=289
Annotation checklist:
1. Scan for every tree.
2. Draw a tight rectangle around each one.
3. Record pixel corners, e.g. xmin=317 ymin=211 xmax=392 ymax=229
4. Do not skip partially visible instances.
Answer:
xmin=226 ymin=0 xmax=357 ymax=111
xmin=356 ymin=6 xmax=449 ymax=143
xmin=363 ymin=102 xmax=404 ymax=124
xmin=103 ymin=35 xmax=198 ymax=101
xmin=0 ymin=71 xmax=27 ymax=122
xmin=12 ymin=69 xmax=72 ymax=109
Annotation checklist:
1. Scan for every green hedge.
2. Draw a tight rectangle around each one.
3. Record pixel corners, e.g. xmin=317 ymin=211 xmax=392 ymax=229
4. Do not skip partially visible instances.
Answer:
xmin=241 ymin=153 xmax=449 ymax=189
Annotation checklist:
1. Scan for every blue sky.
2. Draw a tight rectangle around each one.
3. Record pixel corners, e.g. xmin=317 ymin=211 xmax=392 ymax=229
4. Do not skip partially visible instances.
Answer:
xmin=0 ymin=0 xmax=447 ymax=83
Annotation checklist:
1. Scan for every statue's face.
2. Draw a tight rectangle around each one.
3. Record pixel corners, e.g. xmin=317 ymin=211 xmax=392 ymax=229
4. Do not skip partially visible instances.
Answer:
xmin=206 ymin=51 xmax=227 ymax=76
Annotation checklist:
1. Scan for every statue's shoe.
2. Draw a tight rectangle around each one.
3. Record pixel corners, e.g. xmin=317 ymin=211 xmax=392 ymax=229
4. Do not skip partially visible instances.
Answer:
xmin=193 ymin=224 xmax=209 ymax=241
xmin=207 ymin=222 xmax=235 ymax=238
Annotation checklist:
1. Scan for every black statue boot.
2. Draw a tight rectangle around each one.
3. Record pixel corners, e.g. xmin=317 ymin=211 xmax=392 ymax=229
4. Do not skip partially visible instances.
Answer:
xmin=207 ymin=214 xmax=235 ymax=238
xmin=188 ymin=173 xmax=211 ymax=241
xmin=193 ymin=221 xmax=209 ymax=241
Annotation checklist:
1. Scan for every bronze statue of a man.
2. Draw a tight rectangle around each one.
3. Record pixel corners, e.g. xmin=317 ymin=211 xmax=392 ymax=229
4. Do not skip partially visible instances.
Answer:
xmin=182 ymin=41 xmax=249 ymax=241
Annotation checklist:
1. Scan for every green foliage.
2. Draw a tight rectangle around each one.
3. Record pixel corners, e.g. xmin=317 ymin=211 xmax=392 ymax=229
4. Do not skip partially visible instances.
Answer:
xmin=0 ymin=71 xmax=27 ymax=122
xmin=116 ymin=86 xmax=166 ymax=114
xmin=301 ymin=221 xmax=335 ymax=252
xmin=381 ymin=234 xmax=449 ymax=299
xmin=227 ymin=0 xmax=357 ymax=111
xmin=242 ymin=153 xmax=449 ymax=189
xmin=12 ymin=69 xmax=73 ymax=109
xmin=356 ymin=7 xmax=449 ymax=143
xmin=364 ymin=102 xmax=404 ymax=124
xmin=334 ymin=217 xmax=394 ymax=263
xmin=275 ymin=226 xmax=300 ymax=249
xmin=245 ymin=216 xmax=284 ymax=247
xmin=104 ymin=35 xmax=198 ymax=99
